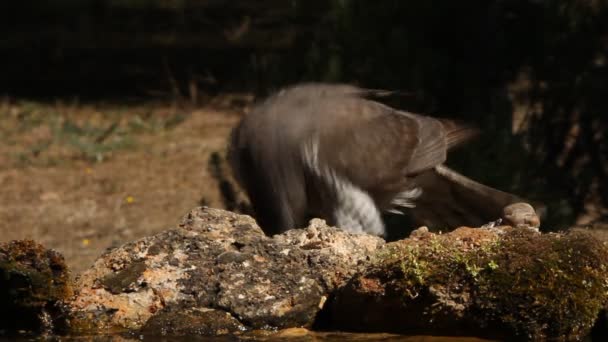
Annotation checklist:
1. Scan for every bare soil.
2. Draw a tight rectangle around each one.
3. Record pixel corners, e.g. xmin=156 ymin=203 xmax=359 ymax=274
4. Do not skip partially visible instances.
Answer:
xmin=0 ymin=96 xmax=250 ymax=274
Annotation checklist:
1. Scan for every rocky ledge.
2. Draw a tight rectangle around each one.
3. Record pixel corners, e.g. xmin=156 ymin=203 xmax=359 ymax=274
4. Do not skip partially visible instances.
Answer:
xmin=1 ymin=207 xmax=607 ymax=340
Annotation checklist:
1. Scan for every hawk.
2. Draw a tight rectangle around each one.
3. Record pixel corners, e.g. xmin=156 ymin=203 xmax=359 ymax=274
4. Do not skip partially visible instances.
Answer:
xmin=228 ymin=83 xmax=529 ymax=236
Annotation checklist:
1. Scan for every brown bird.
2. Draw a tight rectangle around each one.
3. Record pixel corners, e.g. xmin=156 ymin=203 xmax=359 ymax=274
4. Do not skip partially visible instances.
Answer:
xmin=228 ymin=83 xmax=532 ymax=236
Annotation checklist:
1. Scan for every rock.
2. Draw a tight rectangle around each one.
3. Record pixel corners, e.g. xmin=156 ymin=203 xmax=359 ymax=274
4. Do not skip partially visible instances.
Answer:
xmin=140 ymin=307 xmax=246 ymax=336
xmin=67 ymin=207 xmax=383 ymax=335
xmin=329 ymin=226 xmax=608 ymax=340
xmin=3 ymin=207 xmax=608 ymax=340
xmin=501 ymin=202 xmax=541 ymax=229
xmin=571 ymin=222 xmax=608 ymax=338
xmin=0 ymin=240 xmax=73 ymax=334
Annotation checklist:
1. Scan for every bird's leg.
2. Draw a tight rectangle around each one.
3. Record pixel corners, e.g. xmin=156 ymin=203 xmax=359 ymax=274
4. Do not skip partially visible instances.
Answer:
xmin=481 ymin=203 xmax=541 ymax=231
xmin=481 ymin=218 xmax=503 ymax=229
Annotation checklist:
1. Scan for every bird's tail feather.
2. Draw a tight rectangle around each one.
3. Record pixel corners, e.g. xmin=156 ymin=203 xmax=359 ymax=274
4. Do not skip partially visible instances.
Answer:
xmin=439 ymin=119 xmax=480 ymax=149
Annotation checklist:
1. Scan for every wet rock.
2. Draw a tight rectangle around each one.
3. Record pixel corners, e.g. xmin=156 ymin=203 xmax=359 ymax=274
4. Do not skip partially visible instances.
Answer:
xmin=140 ymin=306 xmax=246 ymax=336
xmin=4 ymin=207 xmax=608 ymax=340
xmin=67 ymin=207 xmax=383 ymax=334
xmin=241 ymin=328 xmax=458 ymax=341
xmin=0 ymin=240 xmax=73 ymax=333
xmin=329 ymin=226 xmax=608 ymax=340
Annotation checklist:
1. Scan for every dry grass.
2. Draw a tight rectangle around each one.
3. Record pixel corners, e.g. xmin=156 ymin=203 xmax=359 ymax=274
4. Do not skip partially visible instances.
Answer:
xmin=0 ymin=97 xmax=248 ymax=274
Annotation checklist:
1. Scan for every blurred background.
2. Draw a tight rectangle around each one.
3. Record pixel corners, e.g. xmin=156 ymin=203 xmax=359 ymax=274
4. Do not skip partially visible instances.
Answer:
xmin=1 ymin=0 xmax=606 ymax=273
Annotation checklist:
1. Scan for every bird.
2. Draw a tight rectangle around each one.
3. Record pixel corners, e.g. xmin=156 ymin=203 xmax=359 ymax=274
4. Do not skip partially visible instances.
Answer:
xmin=228 ymin=83 xmax=535 ymax=237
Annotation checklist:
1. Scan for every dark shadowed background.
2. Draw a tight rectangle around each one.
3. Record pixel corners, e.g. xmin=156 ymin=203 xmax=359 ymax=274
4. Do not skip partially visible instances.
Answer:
xmin=1 ymin=0 xmax=606 ymax=272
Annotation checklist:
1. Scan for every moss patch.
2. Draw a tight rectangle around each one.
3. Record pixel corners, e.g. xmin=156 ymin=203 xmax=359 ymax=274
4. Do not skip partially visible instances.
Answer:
xmin=0 ymin=240 xmax=73 ymax=333
xmin=339 ymin=227 xmax=608 ymax=339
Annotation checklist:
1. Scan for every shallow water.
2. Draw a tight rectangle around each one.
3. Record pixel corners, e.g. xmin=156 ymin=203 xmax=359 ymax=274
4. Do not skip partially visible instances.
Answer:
xmin=0 ymin=330 xmax=495 ymax=342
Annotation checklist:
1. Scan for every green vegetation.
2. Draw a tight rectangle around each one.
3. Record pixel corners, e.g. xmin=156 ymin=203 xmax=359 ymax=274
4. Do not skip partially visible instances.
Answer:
xmin=373 ymin=229 xmax=608 ymax=339
xmin=0 ymin=101 xmax=187 ymax=167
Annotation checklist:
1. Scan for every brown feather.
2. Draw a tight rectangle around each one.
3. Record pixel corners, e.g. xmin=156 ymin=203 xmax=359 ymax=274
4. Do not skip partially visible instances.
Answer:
xmin=229 ymin=83 xmax=532 ymax=235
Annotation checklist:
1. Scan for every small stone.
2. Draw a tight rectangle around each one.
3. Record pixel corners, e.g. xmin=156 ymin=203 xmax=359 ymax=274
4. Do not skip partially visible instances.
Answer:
xmin=409 ymin=226 xmax=429 ymax=239
xmin=502 ymin=202 xmax=541 ymax=229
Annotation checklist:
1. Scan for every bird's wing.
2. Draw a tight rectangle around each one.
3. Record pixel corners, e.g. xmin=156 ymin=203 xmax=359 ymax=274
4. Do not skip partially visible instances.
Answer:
xmin=399 ymin=112 xmax=448 ymax=175
xmin=229 ymin=102 xmax=309 ymax=234
xmin=309 ymin=97 xmax=449 ymax=208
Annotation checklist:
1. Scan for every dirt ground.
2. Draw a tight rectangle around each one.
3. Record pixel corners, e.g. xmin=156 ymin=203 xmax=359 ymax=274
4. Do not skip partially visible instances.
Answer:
xmin=0 ymin=95 xmax=251 ymax=274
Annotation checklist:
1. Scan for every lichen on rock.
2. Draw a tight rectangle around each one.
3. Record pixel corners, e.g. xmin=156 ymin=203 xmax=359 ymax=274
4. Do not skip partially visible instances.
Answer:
xmin=66 ymin=207 xmax=383 ymax=335
xmin=3 ymin=207 xmax=608 ymax=340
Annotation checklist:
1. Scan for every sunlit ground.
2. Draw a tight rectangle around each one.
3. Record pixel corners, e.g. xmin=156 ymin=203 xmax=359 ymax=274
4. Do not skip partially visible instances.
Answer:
xmin=0 ymin=96 xmax=248 ymax=273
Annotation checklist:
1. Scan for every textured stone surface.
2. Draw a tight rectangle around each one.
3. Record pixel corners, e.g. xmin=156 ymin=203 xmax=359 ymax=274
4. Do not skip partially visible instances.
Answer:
xmin=3 ymin=207 xmax=608 ymax=340
xmin=67 ymin=207 xmax=383 ymax=334
xmin=329 ymin=225 xmax=608 ymax=340
xmin=0 ymin=240 xmax=73 ymax=333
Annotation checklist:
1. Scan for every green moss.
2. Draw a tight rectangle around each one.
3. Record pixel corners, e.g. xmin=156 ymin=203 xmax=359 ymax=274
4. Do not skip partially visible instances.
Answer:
xmin=473 ymin=230 xmax=608 ymax=339
xmin=398 ymin=245 xmax=430 ymax=296
xmin=370 ymin=229 xmax=608 ymax=339
xmin=487 ymin=260 xmax=499 ymax=270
